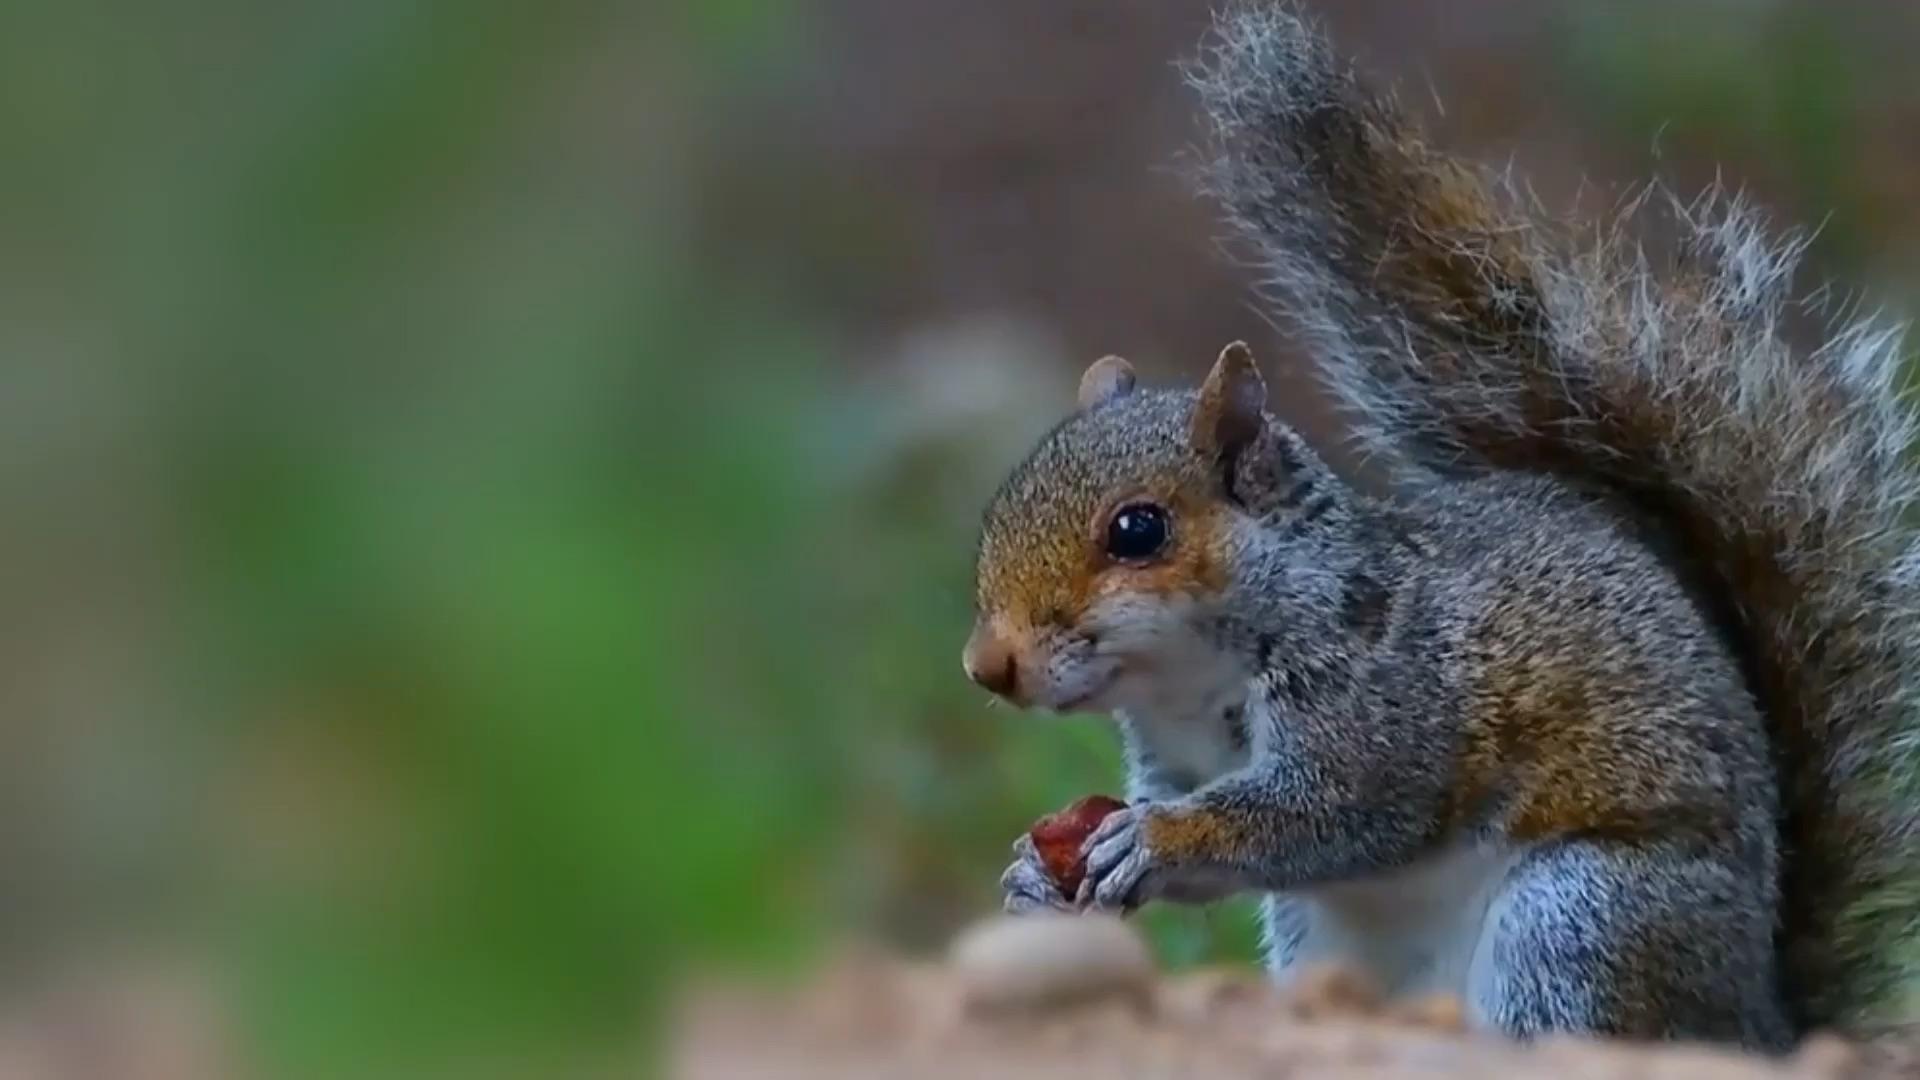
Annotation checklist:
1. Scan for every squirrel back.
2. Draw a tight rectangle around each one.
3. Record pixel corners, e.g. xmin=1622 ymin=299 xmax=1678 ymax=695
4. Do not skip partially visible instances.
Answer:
xmin=1187 ymin=1 xmax=1920 ymax=1031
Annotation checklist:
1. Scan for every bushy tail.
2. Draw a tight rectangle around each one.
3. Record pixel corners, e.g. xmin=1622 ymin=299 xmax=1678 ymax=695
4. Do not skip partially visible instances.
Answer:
xmin=1188 ymin=0 xmax=1920 ymax=1033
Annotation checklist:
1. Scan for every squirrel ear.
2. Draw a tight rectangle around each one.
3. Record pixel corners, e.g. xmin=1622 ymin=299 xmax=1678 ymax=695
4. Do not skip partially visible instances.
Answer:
xmin=1077 ymin=356 xmax=1137 ymax=410
xmin=1192 ymin=341 xmax=1266 ymax=456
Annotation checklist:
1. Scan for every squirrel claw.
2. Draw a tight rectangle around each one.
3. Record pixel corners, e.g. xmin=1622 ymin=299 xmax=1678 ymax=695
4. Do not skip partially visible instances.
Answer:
xmin=1076 ymin=806 xmax=1156 ymax=912
xmin=1001 ymin=835 xmax=1072 ymax=913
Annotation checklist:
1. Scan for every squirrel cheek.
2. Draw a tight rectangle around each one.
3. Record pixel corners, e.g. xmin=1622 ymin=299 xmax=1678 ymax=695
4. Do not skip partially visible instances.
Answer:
xmin=1079 ymin=590 xmax=1173 ymax=647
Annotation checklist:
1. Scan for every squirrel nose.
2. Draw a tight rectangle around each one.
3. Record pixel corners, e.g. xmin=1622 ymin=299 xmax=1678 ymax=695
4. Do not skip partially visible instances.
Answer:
xmin=963 ymin=623 xmax=1021 ymax=699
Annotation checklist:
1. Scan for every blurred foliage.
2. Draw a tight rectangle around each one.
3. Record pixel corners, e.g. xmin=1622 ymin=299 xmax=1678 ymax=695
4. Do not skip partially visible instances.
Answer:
xmin=0 ymin=0 xmax=1911 ymax=1076
xmin=1555 ymin=1 xmax=1914 ymax=277
xmin=1 ymin=0 xmax=1257 ymax=1074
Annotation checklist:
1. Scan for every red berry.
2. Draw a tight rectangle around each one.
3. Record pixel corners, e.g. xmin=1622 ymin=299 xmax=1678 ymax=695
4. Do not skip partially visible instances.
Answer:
xmin=1027 ymin=794 xmax=1127 ymax=896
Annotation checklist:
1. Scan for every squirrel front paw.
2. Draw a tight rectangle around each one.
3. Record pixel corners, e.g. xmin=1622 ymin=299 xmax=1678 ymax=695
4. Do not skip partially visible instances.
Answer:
xmin=1000 ymin=834 xmax=1072 ymax=914
xmin=1077 ymin=802 xmax=1242 ymax=911
xmin=1075 ymin=805 xmax=1159 ymax=912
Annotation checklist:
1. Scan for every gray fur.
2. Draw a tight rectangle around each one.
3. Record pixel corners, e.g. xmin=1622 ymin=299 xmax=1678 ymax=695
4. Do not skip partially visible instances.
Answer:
xmin=979 ymin=0 xmax=1920 ymax=1049
xmin=1181 ymin=0 xmax=1920 ymax=1036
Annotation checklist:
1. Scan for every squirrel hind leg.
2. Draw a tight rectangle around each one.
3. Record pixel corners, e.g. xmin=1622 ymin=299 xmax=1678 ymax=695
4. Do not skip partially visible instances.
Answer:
xmin=1475 ymin=837 xmax=1792 ymax=1051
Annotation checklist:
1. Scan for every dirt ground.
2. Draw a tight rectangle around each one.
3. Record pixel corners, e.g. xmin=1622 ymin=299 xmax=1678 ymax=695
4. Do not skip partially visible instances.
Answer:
xmin=671 ymin=914 xmax=1917 ymax=1079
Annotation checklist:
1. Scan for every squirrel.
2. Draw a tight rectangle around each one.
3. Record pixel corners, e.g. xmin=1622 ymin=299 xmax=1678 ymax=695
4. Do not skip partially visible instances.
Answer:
xmin=964 ymin=0 xmax=1920 ymax=1051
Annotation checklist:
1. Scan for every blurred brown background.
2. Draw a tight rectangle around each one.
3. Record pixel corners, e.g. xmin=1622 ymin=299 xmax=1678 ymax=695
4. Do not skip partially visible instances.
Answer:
xmin=2 ymin=0 xmax=1916 ymax=1075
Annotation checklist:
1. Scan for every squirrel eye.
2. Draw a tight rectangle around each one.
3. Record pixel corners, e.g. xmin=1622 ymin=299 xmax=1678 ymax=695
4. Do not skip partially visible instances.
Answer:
xmin=1105 ymin=503 xmax=1170 ymax=562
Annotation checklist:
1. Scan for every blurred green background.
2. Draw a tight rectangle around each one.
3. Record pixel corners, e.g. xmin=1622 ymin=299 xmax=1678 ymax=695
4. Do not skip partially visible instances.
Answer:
xmin=2 ymin=0 xmax=1916 ymax=1075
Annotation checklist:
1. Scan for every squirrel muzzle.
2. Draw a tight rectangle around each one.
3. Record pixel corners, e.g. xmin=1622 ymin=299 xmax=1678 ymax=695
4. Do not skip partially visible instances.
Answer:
xmin=962 ymin=619 xmax=1023 ymax=701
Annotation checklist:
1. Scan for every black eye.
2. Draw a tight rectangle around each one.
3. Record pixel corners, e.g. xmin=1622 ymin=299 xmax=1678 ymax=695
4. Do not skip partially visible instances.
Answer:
xmin=1105 ymin=503 xmax=1170 ymax=561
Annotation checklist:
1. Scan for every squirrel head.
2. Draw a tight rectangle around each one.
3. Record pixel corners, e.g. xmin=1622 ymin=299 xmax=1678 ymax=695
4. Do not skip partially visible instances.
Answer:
xmin=965 ymin=342 xmax=1352 ymax=712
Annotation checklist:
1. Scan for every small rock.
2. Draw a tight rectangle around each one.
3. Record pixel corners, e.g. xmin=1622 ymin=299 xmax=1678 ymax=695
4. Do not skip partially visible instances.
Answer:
xmin=1156 ymin=968 xmax=1270 ymax=1025
xmin=800 ymin=948 xmax=916 ymax=1042
xmin=1792 ymin=1032 xmax=1859 ymax=1077
xmin=1279 ymin=965 xmax=1383 ymax=1020
xmin=1386 ymin=993 xmax=1467 ymax=1034
xmin=947 ymin=912 xmax=1154 ymax=1016
xmin=1855 ymin=1030 xmax=1920 ymax=1079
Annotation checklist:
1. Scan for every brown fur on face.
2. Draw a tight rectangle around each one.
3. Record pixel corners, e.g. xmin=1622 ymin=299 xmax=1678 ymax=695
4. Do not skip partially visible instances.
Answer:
xmin=975 ymin=390 xmax=1234 ymax=638
xmin=1091 ymin=489 xmax=1233 ymax=604
xmin=977 ymin=343 xmax=1267 ymax=645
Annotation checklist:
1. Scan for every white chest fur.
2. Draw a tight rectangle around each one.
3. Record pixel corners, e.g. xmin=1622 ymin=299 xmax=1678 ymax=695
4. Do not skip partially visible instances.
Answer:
xmin=1105 ymin=638 xmax=1254 ymax=793
xmin=1263 ymin=844 xmax=1521 ymax=1015
xmin=1119 ymin=698 xmax=1249 ymax=789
